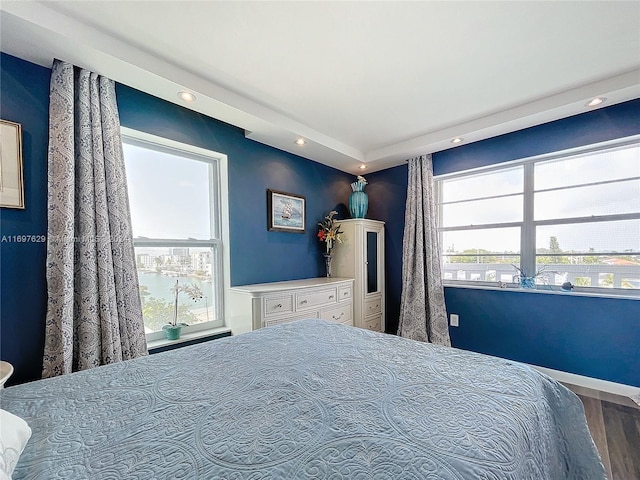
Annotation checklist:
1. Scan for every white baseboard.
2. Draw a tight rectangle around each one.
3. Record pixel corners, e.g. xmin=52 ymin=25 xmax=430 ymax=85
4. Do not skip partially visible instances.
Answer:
xmin=530 ymin=364 xmax=639 ymax=406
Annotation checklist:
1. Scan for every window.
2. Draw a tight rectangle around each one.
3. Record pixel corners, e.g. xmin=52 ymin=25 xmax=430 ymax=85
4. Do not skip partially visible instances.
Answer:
xmin=122 ymin=128 xmax=228 ymax=339
xmin=436 ymin=137 xmax=640 ymax=295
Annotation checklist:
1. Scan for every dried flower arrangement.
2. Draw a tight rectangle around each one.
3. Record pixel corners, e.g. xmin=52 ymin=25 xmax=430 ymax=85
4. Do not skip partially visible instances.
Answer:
xmin=317 ymin=210 xmax=345 ymax=255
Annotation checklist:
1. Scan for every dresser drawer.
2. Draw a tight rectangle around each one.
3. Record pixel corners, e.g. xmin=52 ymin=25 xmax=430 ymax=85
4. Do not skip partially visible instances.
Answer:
xmin=264 ymin=312 xmax=319 ymax=328
xmin=296 ymin=288 xmax=338 ymax=310
xmin=263 ymin=295 xmax=294 ymax=317
xmin=365 ymin=297 xmax=382 ymax=316
xmin=363 ymin=314 xmax=381 ymax=332
xmin=320 ymin=303 xmax=352 ymax=326
xmin=338 ymin=284 xmax=352 ymax=301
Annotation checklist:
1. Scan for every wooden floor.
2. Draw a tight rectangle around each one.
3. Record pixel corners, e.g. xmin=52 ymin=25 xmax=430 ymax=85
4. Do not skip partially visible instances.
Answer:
xmin=568 ymin=384 xmax=640 ymax=480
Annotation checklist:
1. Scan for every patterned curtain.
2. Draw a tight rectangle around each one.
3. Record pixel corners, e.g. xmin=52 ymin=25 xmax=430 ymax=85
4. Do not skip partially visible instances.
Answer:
xmin=42 ymin=60 xmax=148 ymax=378
xmin=397 ymin=154 xmax=451 ymax=346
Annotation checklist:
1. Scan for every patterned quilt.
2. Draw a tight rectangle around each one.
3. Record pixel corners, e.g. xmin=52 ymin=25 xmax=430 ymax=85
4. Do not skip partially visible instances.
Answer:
xmin=2 ymin=319 xmax=604 ymax=479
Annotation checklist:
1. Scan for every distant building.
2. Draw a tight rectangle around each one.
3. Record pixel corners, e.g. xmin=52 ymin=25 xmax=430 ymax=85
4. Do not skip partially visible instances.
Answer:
xmin=137 ymin=253 xmax=154 ymax=269
xmin=191 ymin=251 xmax=212 ymax=274
xmin=602 ymin=257 xmax=639 ymax=266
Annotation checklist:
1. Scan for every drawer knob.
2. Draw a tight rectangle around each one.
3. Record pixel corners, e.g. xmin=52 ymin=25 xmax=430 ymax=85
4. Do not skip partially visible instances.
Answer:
xmin=332 ymin=312 xmax=344 ymax=320
xmin=329 ymin=295 xmax=334 ymax=300
xmin=301 ymin=300 xmax=308 ymax=304
xmin=275 ymin=304 xmax=282 ymax=308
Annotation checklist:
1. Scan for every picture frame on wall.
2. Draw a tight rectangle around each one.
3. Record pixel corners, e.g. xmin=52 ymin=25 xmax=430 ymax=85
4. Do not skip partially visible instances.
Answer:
xmin=0 ymin=119 xmax=25 ymax=209
xmin=267 ymin=189 xmax=305 ymax=233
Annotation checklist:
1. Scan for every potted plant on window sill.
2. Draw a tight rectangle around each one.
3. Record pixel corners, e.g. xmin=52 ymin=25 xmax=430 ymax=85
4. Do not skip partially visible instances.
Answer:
xmin=512 ymin=264 xmax=553 ymax=289
xmin=163 ymin=280 xmax=203 ymax=340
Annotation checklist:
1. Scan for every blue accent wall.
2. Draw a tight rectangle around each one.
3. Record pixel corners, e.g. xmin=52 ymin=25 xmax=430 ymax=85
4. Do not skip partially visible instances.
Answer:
xmin=370 ymin=98 xmax=640 ymax=387
xmin=433 ymin=99 xmax=640 ymax=176
xmin=366 ymin=164 xmax=408 ymax=336
xmin=0 ymin=54 xmax=50 ymax=385
xmin=445 ymin=288 xmax=640 ymax=387
xmin=0 ymin=53 xmax=352 ymax=385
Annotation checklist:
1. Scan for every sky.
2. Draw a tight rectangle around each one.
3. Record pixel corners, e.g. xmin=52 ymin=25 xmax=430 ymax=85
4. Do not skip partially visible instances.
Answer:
xmin=123 ymin=143 xmax=212 ymax=240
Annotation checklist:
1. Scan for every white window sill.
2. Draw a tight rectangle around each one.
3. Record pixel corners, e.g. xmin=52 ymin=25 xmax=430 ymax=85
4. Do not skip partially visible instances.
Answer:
xmin=443 ymin=282 xmax=639 ymax=301
xmin=147 ymin=326 xmax=232 ymax=351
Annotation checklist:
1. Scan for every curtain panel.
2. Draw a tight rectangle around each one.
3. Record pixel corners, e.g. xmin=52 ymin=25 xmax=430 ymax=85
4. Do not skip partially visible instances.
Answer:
xmin=397 ymin=154 xmax=451 ymax=346
xmin=43 ymin=60 xmax=147 ymax=378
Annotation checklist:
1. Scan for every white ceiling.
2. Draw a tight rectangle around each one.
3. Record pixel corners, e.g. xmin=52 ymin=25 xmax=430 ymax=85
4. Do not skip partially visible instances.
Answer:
xmin=1 ymin=1 xmax=639 ymax=174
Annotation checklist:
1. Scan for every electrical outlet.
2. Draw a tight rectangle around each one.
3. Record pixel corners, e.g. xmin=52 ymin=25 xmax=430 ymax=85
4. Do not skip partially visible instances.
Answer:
xmin=450 ymin=314 xmax=459 ymax=327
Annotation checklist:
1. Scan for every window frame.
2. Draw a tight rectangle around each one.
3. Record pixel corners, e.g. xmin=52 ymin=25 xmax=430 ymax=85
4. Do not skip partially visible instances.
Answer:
xmin=121 ymin=127 xmax=231 ymax=340
xmin=435 ymin=134 xmax=640 ymax=297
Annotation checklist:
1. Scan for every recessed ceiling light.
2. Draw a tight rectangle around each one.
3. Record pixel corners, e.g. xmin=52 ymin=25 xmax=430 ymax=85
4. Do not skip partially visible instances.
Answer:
xmin=585 ymin=97 xmax=606 ymax=107
xmin=178 ymin=91 xmax=196 ymax=102
xmin=295 ymin=138 xmax=306 ymax=146
xmin=451 ymin=137 xmax=463 ymax=144
xmin=359 ymin=165 xmax=366 ymax=170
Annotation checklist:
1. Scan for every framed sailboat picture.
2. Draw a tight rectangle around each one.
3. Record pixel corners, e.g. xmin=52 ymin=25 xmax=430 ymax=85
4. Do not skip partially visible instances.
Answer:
xmin=267 ymin=189 xmax=305 ymax=233
xmin=0 ymin=120 xmax=25 ymax=209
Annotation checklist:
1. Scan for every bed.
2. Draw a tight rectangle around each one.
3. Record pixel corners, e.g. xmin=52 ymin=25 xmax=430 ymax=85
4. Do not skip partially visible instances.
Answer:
xmin=1 ymin=319 xmax=604 ymax=479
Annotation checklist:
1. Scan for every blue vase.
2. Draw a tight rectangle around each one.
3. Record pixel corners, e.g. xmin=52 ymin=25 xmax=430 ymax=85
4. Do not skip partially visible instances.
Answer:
xmin=519 ymin=276 xmax=535 ymax=289
xmin=323 ymin=253 xmax=333 ymax=277
xmin=349 ymin=182 xmax=368 ymax=219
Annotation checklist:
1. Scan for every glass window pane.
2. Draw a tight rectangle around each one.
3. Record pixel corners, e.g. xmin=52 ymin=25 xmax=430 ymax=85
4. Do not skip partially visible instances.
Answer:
xmin=439 ymin=140 xmax=640 ymax=293
xmin=124 ymin=143 xmax=212 ymax=239
xmin=536 ymin=220 xmax=640 ymax=255
xmin=535 ymin=179 xmax=640 ymax=220
xmin=535 ymin=144 xmax=640 ymax=190
xmin=366 ymin=231 xmax=378 ymax=294
xmin=441 ymin=195 xmax=522 ymax=227
xmin=443 ymin=255 xmax=520 ymax=282
xmin=441 ymin=166 xmax=523 ymax=203
xmin=536 ymin=255 xmax=640 ymax=290
xmin=442 ymin=227 xmax=521 ymax=282
xmin=135 ymin=246 xmax=217 ymax=333
xmin=442 ymin=227 xmax=521 ymax=254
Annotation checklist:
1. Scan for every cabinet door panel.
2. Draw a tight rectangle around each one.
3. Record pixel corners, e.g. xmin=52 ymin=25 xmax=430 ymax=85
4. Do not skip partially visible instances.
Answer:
xmin=366 ymin=231 xmax=378 ymax=294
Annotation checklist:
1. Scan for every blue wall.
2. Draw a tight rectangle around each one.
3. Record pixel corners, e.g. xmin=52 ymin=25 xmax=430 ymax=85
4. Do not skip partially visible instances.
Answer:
xmin=444 ymin=288 xmax=639 ymax=387
xmin=0 ymin=53 xmax=352 ymax=385
xmin=366 ymin=164 xmax=407 ymax=337
xmin=0 ymin=54 xmax=50 ymax=386
xmin=371 ymin=99 xmax=640 ymax=387
xmin=433 ymin=99 xmax=640 ymax=175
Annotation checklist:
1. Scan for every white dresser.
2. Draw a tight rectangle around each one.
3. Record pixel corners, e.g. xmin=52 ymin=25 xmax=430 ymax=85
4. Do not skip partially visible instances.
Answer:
xmin=228 ymin=277 xmax=354 ymax=333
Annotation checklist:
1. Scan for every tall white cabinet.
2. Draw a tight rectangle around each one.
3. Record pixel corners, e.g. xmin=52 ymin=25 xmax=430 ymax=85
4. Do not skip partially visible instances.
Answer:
xmin=332 ymin=219 xmax=385 ymax=332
